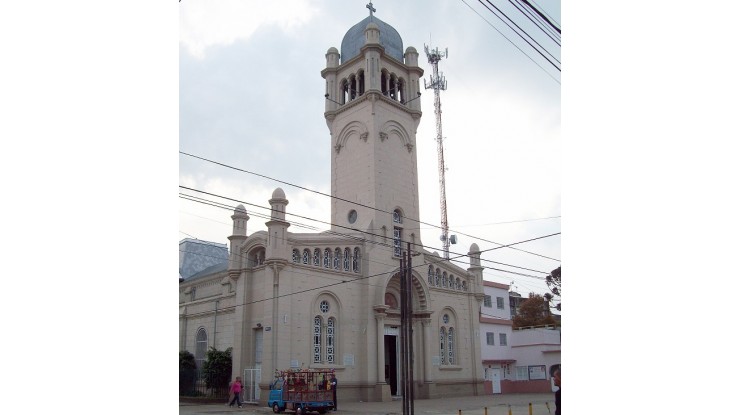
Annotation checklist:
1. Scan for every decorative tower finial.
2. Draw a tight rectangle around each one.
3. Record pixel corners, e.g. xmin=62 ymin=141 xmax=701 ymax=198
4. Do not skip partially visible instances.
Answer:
xmin=366 ymin=2 xmax=376 ymax=20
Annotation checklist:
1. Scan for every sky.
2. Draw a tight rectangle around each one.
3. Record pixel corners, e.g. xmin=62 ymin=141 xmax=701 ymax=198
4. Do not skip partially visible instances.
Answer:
xmin=179 ymin=0 xmax=562 ymax=300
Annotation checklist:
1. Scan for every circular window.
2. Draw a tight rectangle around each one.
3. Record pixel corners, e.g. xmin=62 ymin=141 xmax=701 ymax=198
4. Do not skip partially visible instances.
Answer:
xmin=320 ymin=300 xmax=330 ymax=313
xmin=443 ymin=314 xmax=449 ymax=324
xmin=348 ymin=209 xmax=358 ymax=224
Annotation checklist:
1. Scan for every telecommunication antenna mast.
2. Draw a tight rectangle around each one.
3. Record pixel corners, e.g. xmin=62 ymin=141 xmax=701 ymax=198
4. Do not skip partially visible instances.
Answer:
xmin=424 ymin=45 xmax=455 ymax=259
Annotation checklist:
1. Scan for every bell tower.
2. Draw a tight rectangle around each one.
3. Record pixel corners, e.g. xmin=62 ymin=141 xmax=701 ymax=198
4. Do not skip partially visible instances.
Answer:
xmin=321 ymin=7 xmax=424 ymax=257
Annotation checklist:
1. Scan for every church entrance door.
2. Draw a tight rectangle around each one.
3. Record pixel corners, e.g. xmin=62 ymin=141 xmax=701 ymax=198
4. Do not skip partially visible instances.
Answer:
xmin=384 ymin=331 xmax=399 ymax=396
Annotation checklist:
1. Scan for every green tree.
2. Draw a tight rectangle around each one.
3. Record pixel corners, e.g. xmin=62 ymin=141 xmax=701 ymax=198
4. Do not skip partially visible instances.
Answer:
xmin=544 ymin=266 xmax=561 ymax=311
xmin=512 ymin=293 xmax=556 ymax=329
xmin=202 ymin=347 xmax=232 ymax=390
xmin=179 ymin=350 xmax=197 ymax=394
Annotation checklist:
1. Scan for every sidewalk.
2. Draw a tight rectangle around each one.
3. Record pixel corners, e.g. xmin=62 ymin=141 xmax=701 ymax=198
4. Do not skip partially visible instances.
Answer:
xmin=180 ymin=393 xmax=556 ymax=415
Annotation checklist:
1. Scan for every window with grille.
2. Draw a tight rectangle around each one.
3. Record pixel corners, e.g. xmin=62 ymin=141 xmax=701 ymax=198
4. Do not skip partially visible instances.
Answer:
xmin=442 ymin=272 xmax=448 ymax=288
xmin=326 ymin=317 xmax=335 ymax=364
xmin=393 ymin=227 xmax=402 ymax=257
xmin=516 ymin=366 xmax=528 ymax=380
xmin=428 ymin=266 xmax=434 ymax=286
xmin=324 ymin=249 xmax=330 ymax=268
xmin=333 ymin=248 xmax=341 ymax=269
xmin=448 ymin=328 xmax=455 ymax=364
xmin=439 ymin=327 xmax=447 ymax=365
xmin=302 ymin=249 xmax=310 ymax=264
xmin=435 ymin=269 xmax=440 ymax=286
xmin=393 ymin=209 xmax=402 ymax=223
xmin=313 ymin=316 xmax=322 ymax=363
xmin=343 ymin=248 xmax=350 ymax=271
xmin=352 ymin=248 xmax=360 ymax=273
xmin=314 ymin=249 xmax=321 ymax=266
xmin=292 ymin=249 xmax=300 ymax=263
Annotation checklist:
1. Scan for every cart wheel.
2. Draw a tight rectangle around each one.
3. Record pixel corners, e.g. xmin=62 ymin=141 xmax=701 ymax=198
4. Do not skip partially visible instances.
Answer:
xmin=272 ymin=403 xmax=281 ymax=413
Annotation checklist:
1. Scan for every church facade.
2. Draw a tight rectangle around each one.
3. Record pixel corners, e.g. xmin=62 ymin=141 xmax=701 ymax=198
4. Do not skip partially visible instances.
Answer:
xmin=179 ymin=10 xmax=486 ymax=403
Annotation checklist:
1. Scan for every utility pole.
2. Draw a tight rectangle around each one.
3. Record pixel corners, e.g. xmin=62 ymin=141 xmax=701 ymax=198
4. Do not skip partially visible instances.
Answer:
xmin=400 ymin=242 xmax=415 ymax=415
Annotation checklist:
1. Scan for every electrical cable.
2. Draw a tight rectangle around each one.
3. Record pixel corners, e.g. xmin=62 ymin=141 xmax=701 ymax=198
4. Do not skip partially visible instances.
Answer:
xmin=180 ymin=151 xmax=560 ymax=262
xmin=458 ymin=0 xmax=560 ymax=84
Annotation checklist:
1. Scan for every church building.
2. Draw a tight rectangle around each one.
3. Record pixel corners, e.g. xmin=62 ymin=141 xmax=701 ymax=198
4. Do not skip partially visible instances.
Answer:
xmin=179 ymin=7 xmax=487 ymax=403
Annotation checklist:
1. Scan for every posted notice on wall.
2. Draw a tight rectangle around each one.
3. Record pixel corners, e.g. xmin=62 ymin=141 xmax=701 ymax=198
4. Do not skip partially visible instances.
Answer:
xmin=528 ymin=365 xmax=547 ymax=380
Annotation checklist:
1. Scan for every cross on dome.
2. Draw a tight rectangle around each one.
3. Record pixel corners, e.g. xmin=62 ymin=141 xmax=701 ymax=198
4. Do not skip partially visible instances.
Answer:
xmin=366 ymin=2 xmax=376 ymax=19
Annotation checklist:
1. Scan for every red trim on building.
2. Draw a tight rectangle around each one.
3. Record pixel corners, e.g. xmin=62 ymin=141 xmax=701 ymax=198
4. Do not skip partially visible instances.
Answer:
xmin=483 ymin=280 xmax=509 ymax=289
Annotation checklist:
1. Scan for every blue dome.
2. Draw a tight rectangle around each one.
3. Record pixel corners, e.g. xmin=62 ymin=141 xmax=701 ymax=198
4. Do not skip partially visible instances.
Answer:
xmin=340 ymin=16 xmax=403 ymax=63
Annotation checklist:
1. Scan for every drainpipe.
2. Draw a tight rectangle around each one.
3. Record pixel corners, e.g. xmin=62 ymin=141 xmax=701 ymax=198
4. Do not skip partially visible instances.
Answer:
xmin=214 ymin=300 xmax=219 ymax=348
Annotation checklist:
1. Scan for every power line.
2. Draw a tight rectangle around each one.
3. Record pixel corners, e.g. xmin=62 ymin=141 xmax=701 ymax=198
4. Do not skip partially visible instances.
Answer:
xmin=478 ymin=0 xmax=560 ymax=71
xmin=180 ymin=151 xmax=560 ymax=262
xmin=458 ymin=0 xmax=560 ymax=84
xmin=508 ymin=0 xmax=560 ymax=46
xmin=180 ymin=189 xmax=557 ymax=277
xmin=521 ymin=0 xmax=560 ymax=34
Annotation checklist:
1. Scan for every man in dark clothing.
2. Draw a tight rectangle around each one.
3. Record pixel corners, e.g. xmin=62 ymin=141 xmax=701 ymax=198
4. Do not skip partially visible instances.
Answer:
xmin=553 ymin=367 xmax=561 ymax=415
xmin=330 ymin=374 xmax=338 ymax=411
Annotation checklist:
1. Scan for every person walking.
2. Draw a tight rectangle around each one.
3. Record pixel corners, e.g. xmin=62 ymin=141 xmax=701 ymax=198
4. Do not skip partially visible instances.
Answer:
xmin=228 ymin=376 xmax=243 ymax=408
xmin=330 ymin=373 xmax=338 ymax=411
xmin=553 ymin=367 xmax=561 ymax=415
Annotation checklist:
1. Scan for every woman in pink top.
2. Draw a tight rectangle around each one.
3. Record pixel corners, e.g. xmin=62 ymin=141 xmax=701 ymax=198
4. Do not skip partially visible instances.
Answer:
xmin=228 ymin=376 xmax=243 ymax=408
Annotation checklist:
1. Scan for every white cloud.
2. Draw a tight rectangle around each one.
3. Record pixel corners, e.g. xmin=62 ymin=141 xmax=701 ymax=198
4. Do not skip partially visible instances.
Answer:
xmin=179 ymin=0 xmax=320 ymax=59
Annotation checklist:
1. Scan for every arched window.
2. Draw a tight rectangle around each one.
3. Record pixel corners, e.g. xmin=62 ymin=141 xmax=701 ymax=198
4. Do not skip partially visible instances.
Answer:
xmin=343 ymin=248 xmax=351 ymax=271
xmin=462 ymin=281 xmax=467 ymax=291
xmin=381 ymin=70 xmax=388 ymax=95
xmin=313 ymin=316 xmax=322 ymax=363
xmin=393 ymin=209 xmax=403 ymax=224
xmin=341 ymin=79 xmax=348 ymax=104
xmin=439 ymin=327 xmax=447 ymax=365
xmin=314 ymin=248 xmax=321 ymax=266
xmin=292 ymin=249 xmax=300 ymax=263
xmin=302 ymin=249 xmax=310 ymax=264
xmin=448 ymin=327 xmax=455 ymax=364
xmin=428 ymin=266 xmax=434 ymax=286
xmin=442 ymin=272 xmax=448 ymax=288
xmin=195 ymin=327 xmax=208 ymax=368
xmin=326 ymin=317 xmax=336 ymax=364
xmin=390 ymin=74 xmax=398 ymax=100
xmin=324 ymin=248 xmax=331 ymax=268
xmin=314 ymin=299 xmax=339 ymax=364
xmin=333 ymin=248 xmax=341 ymax=269
xmin=456 ymin=277 xmax=461 ymax=290
xmin=352 ymin=247 xmax=360 ymax=273
xmin=358 ymin=70 xmax=365 ymax=95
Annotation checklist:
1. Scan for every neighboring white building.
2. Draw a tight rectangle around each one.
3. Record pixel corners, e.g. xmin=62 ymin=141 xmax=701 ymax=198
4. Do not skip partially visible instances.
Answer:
xmin=479 ymin=281 xmax=560 ymax=394
xmin=179 ymin=8 xmax=487 ymax=403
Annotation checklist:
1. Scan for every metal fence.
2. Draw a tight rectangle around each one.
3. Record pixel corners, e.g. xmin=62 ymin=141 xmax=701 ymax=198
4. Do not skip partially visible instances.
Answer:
xmin=179 ymin=368 xmax=230 ymax=399
xmin=242 ymin=368 xmax=262 ymax=403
